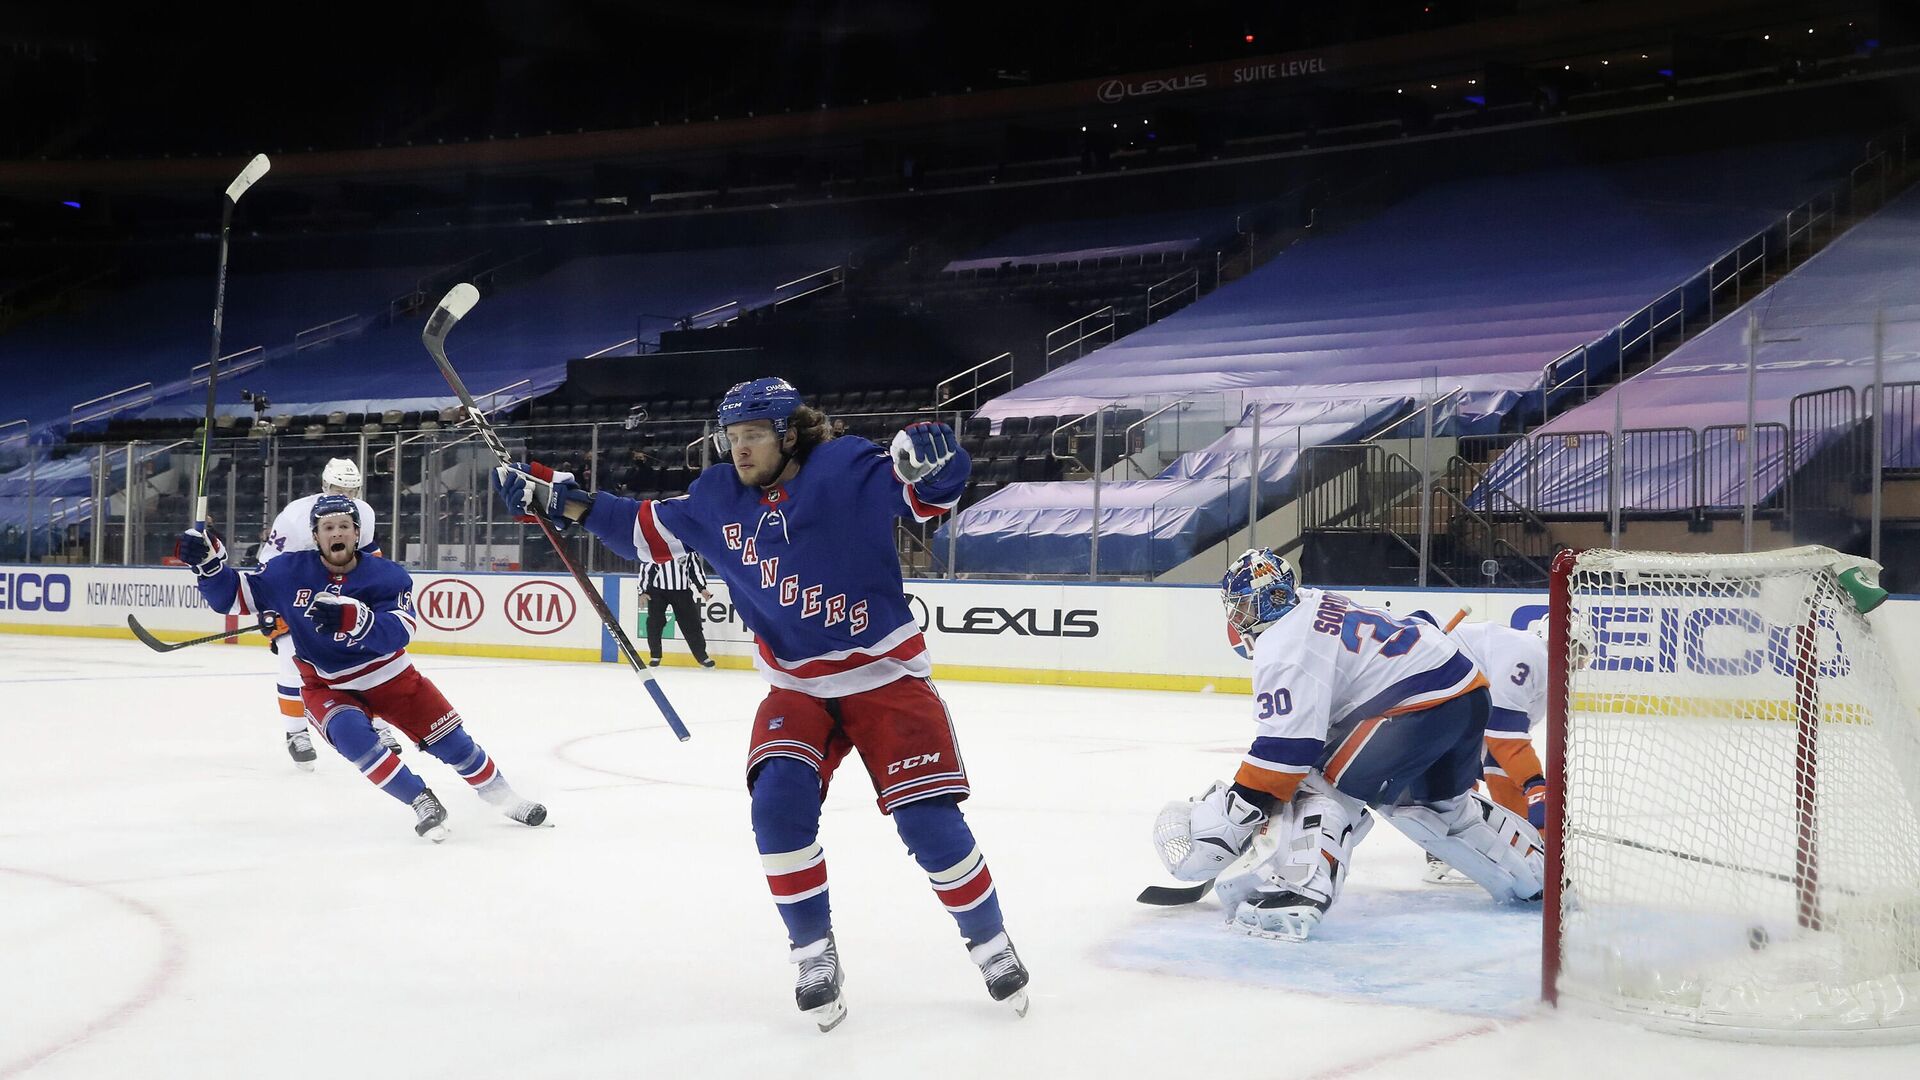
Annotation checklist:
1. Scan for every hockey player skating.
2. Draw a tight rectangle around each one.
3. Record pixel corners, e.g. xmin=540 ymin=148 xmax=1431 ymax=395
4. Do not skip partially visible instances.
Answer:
xmin=257 ymin=458 xmax=403 ymax=769
xmin=1154 ymin=549 xmax=1545 ymax=941
xmin=1405 ymin=611 xmax=1548 ymax=886
xmin=179 ymin=495 xmax=548 ymax=840
xmin=493 ymin=377 xmax=1028 ymax=1031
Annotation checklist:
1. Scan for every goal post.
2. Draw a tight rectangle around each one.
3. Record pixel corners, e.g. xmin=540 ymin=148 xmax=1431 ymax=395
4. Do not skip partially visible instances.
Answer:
xmin=1545 ymin=546 xmax=1920 ymax=1044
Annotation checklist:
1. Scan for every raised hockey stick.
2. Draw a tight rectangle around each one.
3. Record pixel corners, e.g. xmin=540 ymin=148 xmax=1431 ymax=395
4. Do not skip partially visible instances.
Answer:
xmin=420 ymin=284 xmax=691 ymax=742
xmin=192 ymin=154 xmax=270 ymax=529
xmin=127 ymin=614 xmax=267 ymax=653
xmin=1136 ymin=880 xmax=1214 ymax=906
xmin=1443 ymin=606 xmax=1470 ymax=632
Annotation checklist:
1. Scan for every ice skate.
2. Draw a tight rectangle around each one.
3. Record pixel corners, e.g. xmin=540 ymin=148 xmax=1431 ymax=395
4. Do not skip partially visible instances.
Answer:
xmin=1232 ymin=888 xmax=1327 ymax=942
xmin=791 ymin=934 xmax=847 ymax=1032
xmin=411 ymin=788 xmax=450 ymax=842
xmin=1423 ymin=851 xmax=1472 ymax=886
xmin=968 ymin=931 xmax=1030 ymax=1017
xmin=475 ymin=776 xmax=550 ymax=827
xmin=284 ymin=730 xmax=317 ymax=771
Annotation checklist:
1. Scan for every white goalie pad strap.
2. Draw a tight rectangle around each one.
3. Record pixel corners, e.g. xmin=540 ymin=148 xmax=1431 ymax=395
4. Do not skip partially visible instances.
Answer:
xmin=1380 ymin=792 xmax=1545 ymax=902
xmin=1217 ymin=789 xmax=1374 ymax=912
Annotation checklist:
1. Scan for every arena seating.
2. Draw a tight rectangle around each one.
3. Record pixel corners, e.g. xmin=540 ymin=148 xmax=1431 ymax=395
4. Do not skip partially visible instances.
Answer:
xmin=946 ymin=139 xmax=1868 ymax=575
xmin=1478 ymin=182 xmax=1920 ymax=515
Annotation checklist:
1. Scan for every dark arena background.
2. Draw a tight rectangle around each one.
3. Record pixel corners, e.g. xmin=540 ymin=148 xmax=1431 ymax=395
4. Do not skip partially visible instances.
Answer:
xmin=4 ymin=2 xmax=1920 ymax=1076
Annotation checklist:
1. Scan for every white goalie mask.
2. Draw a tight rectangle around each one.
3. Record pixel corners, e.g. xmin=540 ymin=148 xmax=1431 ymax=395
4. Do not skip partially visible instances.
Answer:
xmin=321 ymin=457 xmax=363 ymax=497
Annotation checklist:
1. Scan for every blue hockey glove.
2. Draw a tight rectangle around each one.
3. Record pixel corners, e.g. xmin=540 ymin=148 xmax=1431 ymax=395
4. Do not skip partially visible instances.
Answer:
xmin=890 ymin=421 xmax=961 ymax=485
xmin=306 ymin=591 xmax=374 ymax=644
xmin=492 ymin=461 xmax=591 ymax=529
xmin=1524 ymin=776 xmax=1547 ymax=830
xmin=177 ymin=527 xmax=228 ymax=578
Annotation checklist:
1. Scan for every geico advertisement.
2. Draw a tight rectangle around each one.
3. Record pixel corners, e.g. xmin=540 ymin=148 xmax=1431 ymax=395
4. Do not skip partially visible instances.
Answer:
xmin=0 ymin=566 xmax=201 ymax=624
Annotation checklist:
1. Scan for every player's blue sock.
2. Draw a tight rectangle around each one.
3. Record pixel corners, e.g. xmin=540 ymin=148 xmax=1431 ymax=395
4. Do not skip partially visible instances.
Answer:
xmin=893 ymin=797 xmax=1005 ymax=948
xmin=325 ymin=706 xmax=425 ymax=805
xmin=750 ymin=758 xmax=831 ymax=948
xmin=422 ymin=725 xmax=503 ymax=793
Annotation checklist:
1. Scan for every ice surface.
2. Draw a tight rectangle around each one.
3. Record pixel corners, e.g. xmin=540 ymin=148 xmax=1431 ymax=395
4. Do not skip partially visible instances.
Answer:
xmin=3 ymin=635 xmax=1915 ymax=1078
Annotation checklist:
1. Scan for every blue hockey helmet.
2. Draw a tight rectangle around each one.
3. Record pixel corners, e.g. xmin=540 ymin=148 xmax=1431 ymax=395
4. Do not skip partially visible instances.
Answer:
xmin=310 ymin=493 xmax=360 ymax=534
xmin=715 ymin=377 xmax=803 ymax=451
xmin=1221 ymin=547 xmax=1298 ymax=658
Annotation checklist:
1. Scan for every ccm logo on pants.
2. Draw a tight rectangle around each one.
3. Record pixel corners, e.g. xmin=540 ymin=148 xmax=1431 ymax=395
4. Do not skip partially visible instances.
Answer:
xmin=887 ymin=753 xmax=942 ymax=775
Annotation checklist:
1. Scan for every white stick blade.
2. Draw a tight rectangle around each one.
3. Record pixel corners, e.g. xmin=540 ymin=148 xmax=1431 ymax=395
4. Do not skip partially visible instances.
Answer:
xmin=436 ymin=283 xmax=480 ymax=323
xmin=226 ymin=154 xmax=271 ymax=203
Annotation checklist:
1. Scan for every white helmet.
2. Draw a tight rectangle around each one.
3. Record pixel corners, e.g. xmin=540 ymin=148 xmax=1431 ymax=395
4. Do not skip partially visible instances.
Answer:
xmin=321 ymin=458 xmax=363 ymax=496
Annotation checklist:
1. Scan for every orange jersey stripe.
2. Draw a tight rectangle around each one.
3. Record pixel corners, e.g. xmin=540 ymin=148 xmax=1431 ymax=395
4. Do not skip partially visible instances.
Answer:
xmin=1381 ymin=671 xmax=1489 ymax=717
xmin=1233 ymin=760 xmax=1305 ymax=802
xmin=1323 ymin=716 xmax=1385 ymax=785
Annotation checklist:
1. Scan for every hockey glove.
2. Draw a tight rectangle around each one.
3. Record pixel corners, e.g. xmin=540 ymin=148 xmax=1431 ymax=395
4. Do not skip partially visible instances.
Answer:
xmin=1524 ymin=776 xmax=1547 ymax=830
xmin=1170 ymin=781 xmax=1268 ymax=881
xmin=890 ymin=421 xmax=962 ymax=486
xmin=177 ymin=527 xmax=228 ymax=578
xmin=492 ymin=462 xmax=591 ymax=529
xmin=306 ymin=592 xmax=374 ymax=645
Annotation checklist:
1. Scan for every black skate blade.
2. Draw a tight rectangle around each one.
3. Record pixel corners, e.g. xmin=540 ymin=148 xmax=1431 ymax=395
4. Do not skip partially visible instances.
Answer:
xmin=1136 ymin=881 xmax=1213 ymax=906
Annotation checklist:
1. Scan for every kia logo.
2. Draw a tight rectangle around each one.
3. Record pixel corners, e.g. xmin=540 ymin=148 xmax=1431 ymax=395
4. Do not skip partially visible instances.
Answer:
xmin=505 ymin=580 xmax=577 ymax=635
xmin=1096 ymin=79 xmax=1125 ymax=104
xmin=416 ymin=578 xmax=484 ymax=632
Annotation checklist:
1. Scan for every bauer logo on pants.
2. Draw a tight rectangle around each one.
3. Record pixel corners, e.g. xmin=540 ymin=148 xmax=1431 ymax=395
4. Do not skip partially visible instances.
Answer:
xmin=505 ymin=581 xmax=576 ymax=635
xmin=416 ymin=579 xmax=484 ymax=632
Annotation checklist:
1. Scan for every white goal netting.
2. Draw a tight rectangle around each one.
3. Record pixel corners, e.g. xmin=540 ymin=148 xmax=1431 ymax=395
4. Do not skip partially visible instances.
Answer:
xmin=1551 ymin=546 xmax=1920 ymax=1043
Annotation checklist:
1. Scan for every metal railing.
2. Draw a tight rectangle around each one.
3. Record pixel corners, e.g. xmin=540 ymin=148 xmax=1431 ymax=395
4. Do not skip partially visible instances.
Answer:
xmin=1145 ymin=268 xmax=1200 ymax=323
xmin=934 ymin=352 xmax=1014 ymax=411
xmin=1043 ymin=306 xmax=1115 ymax=372
xmin=190 ymin=346 xmax=266 ymax=387
xmin=294 ymin=315 xmax=361 ymax=351
xmin=773 ymin=265 xmax=845 ymax=307
xmin=68 ymin=382 xmax=156 ymax=428
xmin=1121 ymin=398 xmax=1194 ymax=479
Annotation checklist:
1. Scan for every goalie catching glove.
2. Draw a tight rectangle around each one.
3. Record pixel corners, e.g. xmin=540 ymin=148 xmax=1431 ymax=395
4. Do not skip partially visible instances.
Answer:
xmin=1156 ymin=781 xmax=1268 ymax=882
xmin=492 ymin=462 xmax=590 ymax=529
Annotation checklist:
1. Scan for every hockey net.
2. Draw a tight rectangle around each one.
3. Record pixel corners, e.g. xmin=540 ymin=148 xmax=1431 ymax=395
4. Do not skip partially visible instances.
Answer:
xmin=1545 ymin=546 xmax=1920 ymax=1043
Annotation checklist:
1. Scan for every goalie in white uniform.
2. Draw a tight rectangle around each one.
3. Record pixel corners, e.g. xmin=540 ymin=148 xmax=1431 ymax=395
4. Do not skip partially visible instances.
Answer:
xmin=1406 ymin=611 xmax=1549 ymax=885
xmin=1155 ymin=549 xmax=1546 ymax=941
xmin=258 ymin=459 xmax=401 ymax=768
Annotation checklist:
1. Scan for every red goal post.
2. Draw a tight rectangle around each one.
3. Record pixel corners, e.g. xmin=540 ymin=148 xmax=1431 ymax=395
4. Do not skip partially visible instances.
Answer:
xmin=1544 ymin=546 xmax=1920 ymax=1044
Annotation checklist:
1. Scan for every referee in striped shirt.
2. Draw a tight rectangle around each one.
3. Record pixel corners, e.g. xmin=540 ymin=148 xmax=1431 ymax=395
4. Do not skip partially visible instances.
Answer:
xmin=642 ymin=550 xmax=715 ymax=668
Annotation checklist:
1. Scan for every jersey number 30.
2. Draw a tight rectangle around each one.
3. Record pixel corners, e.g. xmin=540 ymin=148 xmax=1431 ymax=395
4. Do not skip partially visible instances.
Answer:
xmin=1256 ymin=688 xmax=1293 ymax=718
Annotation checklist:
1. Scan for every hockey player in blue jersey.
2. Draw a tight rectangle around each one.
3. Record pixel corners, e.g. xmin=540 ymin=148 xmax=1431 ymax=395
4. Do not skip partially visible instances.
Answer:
xmin=177 ymin=496 xmax=549 ymax=841
xmin=494 ymin=378 xmax=1028 ymax=1031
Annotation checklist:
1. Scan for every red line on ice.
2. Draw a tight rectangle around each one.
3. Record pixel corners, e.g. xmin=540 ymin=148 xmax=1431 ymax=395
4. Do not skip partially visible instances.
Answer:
xmin=0 ymin=866 xmax=187 ymax=1079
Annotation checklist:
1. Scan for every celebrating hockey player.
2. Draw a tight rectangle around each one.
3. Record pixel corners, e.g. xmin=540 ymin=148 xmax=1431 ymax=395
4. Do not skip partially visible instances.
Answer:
xmin=1155 ymin=549 xmax=1545 ymax=941
xmin=178 ymin=496 xmax=548 ymax=841
xmin=256 ymin=457 xmax=403 ymax=769
xmin=492 ymin=377 xmax=1028 ymax=1031
xmin=1404 ymin=610 xmax=1548 ymax=885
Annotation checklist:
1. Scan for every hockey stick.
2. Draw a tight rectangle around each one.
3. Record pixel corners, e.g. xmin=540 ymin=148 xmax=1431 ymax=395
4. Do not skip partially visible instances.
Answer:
xmin=420 ymin=284 xmax=691 ymax=742
xmin=1136 ymin=880 xmax=1214 ymax=906
xmin=127 ymin=614 xmax=266 ymax=653
xmin=1443 ymin=606 xmax=1470 ymax=632
xmin=192 ymin=154 xmax=270 ymax=529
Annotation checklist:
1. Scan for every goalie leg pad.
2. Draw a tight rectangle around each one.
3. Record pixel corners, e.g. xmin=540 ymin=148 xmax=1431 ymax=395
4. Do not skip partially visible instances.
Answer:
xmin=1223 ymin=789 xmax=1375 ymax=941
xmin=1381 ymin=792 xmax=1545 ymax=902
